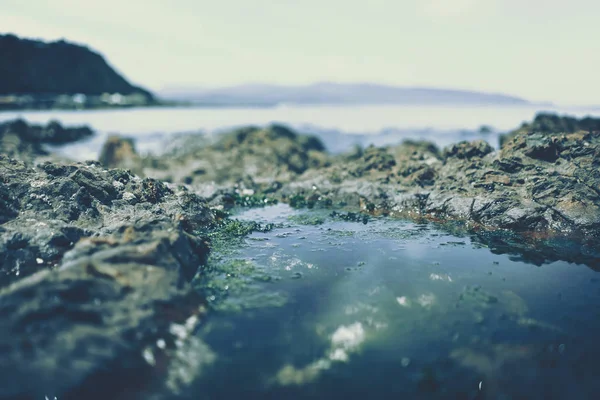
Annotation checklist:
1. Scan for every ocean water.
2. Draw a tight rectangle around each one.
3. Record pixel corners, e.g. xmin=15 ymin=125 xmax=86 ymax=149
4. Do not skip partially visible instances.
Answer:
xmin=1 ymin=103 xmax=599 ymax=160
xmin=190 ymin=205 xmax=600 ymax=399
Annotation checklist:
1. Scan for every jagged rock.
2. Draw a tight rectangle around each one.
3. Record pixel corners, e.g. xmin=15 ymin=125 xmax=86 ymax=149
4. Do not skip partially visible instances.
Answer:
xmin=350 ymin=145 xmax=396 ymax=176
xmin=499 ymin=112 xmax=600 ymax=147
xmin=100 ymin=124 xmax=330 ymax=186
xmin=2 ymin=111 xmax=600 ymax=398
xmin=443 ymin=140 xmax=494 ymax=160
xmin=0 ymin=154 xmax=219 ymax=399
xmin=170 ymin=122 xmax=600 ymax=265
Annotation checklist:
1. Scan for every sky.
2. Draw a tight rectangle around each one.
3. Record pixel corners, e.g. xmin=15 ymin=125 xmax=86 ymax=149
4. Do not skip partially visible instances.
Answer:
xmin=1 ymin=0 xmax=598 ymax=105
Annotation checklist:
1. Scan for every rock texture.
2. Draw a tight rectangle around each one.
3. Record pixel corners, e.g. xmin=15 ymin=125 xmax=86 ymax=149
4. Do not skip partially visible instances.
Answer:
xmin=107 ymin=121 xmax=600 ymax=237
xmin=499 ymin=112 xmax=600 ymax=147
xmin=104 ymin=125 xmax=330 ymax=185
xmin=0 ymin=118 xmax=93 ymax=162
xmin=99 ymin=117 xmax=600 ymax=266
xmin=0 ymin=155 xmax=218 ymax=399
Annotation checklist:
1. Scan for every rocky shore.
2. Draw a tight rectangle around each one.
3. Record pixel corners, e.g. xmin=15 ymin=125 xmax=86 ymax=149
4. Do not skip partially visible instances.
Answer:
xmin=1 ymin=114 xmax=599 ymax=399
xmin=101 ymin=116 xmax=600 ymax=266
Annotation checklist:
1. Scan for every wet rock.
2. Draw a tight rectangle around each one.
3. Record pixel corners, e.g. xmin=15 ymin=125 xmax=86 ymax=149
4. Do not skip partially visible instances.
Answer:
xmin=443 ymin=140 xmax=493 ymax=160
xmin=0 ymin=118 xmax=93 ymax=162
xmin=99 ymin=124 xmax=330 ymax=186
xmin=0 ymin=227 xmax=211 ymax=400
xmin=149 ymin=119 xmax=600 ymax=266
xmin=0 ymin=153 xmax=220 ymax=399
xmin=499 ymin=112 xmax=600 ymax=147
xmin=2 ymin=111 xmax=600 ymax=398
xmin=350 ymin=145 xmax=396 ymax=176
xmin=406 ymin=165 xmax=437 ymax=186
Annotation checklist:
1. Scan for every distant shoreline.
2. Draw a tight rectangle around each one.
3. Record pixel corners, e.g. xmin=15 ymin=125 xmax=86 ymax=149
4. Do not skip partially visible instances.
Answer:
xmin=0 ymin=99 xmax=563 ymax=114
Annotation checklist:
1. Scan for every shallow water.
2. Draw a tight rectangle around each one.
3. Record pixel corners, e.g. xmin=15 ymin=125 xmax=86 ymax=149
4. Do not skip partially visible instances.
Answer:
xmin=190 ymin=205 xmax=600 ymax=399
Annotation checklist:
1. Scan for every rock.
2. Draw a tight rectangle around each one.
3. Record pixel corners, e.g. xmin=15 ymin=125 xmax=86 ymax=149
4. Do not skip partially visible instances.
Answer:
xmin=523 ymin=134 xmax=559 ymax=161
xmin=2 ymin=111 xmax=600 ymax=398
xmin=443 ymin=140 xmax=494 ymax=160
xmin=499 ymin=112 xmax=600 ymax=147
xmin=146 ymin=121 xmax=600 ymax=266
xmin=0 ymin=118 xmax=93 ymax=162
xmin=0 ymin=227 xmax=210 ymax=400
xmin=99 ymin=124 xmax=330 ymax=187
xmin=350 ymin=145 xmax=396 ymax=176
xmin=0 ymin=154 xmax=219 ymax=399
xmin=98 ymin=135 xmax=141 ymax=172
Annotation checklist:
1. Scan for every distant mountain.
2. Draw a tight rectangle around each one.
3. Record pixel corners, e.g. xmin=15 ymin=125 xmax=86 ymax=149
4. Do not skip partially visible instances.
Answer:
xmin=160 ymin=82 xmax=529 ymax=106
xmin=0 ymin=34 xmax=153 ymax=99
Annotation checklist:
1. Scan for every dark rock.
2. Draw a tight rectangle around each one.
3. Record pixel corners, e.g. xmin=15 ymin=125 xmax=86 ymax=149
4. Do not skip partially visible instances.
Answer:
xmin=443 ymin=140 xmax=494 ymax=160
xmin=351 ymin=145 xmax=396 ymax=176
xmin=0 ymin=228 xmax=210 ymax=400
xmin=1 ymin=119 xmax=94 ymax=162
xmin=101 ymin=124 xmax=330 ymax=186
xmin=0 ymin=153 xmax=220 ymax=399
xmin=499 ymin=112 xmax=600 ymax=148
xmin=2 ymin=111 xmax=600 ymax=399
xmin=159 ymin=121 xmax=600 ymax=266
xmin=523 ymin=134 xmax=559 ymax=161
xmin=492 ymin=157 xmax=525 ymax=173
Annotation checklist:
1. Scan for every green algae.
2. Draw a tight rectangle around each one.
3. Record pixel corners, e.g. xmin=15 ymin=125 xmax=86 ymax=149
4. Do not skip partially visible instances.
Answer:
xmin=207 ymin=218 xmax=276 ymax=251
xmin=329 ymin=211 xmax=369 ymax=224
xmin=288 ymin=194 xmax=334 ymax=209
xmin=287 ymin=214 xmax=326 ymax=226
xmin=231 ymin=192 xmax=278 ymax=208
xmin=196 ymin=258 xmax=286 ymax=313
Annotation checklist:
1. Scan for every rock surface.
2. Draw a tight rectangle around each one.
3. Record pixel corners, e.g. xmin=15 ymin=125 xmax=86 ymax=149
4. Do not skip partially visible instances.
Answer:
xmin=0 ymin=118 xmax=93 ymax=162
xmin=111 ymin=121 xmax=600 ymax=237
xmin=99 ymin=118 xmax=600 ymax=266
xmin=106 ymin=124 xmax=330 ymax=186
xmin=0 ymin=154 xmax=219 ymax=399
xmin=499 ymin=112 xmax=600 ymax=147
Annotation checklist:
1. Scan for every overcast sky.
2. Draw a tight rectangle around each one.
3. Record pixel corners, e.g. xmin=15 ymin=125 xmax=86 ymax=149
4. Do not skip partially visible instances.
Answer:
xmin=1 ymin=0 xmax=598 ymax=105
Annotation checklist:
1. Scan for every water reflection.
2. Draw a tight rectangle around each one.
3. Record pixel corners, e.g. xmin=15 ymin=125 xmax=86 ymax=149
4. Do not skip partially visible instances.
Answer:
xmin=191 ymin=206 xmax=600 ymax=399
